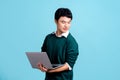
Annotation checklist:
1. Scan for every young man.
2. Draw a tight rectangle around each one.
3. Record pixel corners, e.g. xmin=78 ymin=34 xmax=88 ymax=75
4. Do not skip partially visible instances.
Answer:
xmin=38 ymin=8 xmax=79 ymax=80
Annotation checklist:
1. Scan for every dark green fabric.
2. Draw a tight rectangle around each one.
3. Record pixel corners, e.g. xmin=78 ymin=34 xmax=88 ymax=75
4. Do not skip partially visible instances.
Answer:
xmin=41 ymin=33 xmax=79 ymax=80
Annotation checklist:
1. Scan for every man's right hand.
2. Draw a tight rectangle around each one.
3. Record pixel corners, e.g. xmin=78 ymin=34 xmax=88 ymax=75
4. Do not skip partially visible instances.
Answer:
xmin=37 ymin=63 xmax=48 ymax=72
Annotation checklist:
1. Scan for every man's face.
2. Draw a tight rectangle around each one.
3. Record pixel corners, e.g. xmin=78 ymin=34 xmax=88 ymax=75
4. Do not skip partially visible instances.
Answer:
xmin=55 ymin=16 xmax=71 ymax=34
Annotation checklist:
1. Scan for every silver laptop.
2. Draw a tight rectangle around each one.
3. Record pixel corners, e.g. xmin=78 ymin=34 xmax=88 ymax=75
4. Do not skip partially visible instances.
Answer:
xmin=26 ymin=52 xmax=63 ymax=69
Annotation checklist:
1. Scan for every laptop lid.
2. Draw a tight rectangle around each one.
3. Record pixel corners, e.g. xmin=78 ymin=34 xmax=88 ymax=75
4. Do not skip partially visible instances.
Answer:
xmin=26 ymin=52 xmax=53 ymax=69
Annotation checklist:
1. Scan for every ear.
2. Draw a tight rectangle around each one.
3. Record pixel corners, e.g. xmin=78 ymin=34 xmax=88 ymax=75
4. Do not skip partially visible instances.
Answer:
xmin=54 ymin=19 xmax=58 ymax=24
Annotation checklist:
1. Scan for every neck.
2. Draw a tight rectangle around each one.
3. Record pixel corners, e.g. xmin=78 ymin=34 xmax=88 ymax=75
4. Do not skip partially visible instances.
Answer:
xmin=56 ymin=31 xmax=62 ymax=36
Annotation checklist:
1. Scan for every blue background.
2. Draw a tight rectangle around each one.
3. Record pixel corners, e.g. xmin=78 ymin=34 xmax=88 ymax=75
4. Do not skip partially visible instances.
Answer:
xmin=0 ymin=0 xmax=120 ymax=80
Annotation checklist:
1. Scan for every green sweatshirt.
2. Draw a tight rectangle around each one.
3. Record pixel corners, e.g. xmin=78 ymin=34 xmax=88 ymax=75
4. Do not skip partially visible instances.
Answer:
xmin=42 ymin=32 xmax=79 ymax=80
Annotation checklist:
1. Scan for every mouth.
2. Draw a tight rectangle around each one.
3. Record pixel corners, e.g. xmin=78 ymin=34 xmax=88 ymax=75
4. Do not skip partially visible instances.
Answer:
xmin=63 ymin=28 xmax=68 ymax=31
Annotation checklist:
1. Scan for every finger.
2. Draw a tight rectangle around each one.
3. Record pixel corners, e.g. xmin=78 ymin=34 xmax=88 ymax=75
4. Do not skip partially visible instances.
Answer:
xmin=37 ymin=64 xmax=43 ymax=70
xmin=42 ymin=67 xmax=48 ymax=72
xmin=37 ymin=63 xmax=41 ymax=67
xmin=37 ymin=63 xmax=48 ymax=72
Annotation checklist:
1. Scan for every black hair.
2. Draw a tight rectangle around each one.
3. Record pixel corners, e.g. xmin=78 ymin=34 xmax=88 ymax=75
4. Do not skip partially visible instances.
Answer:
xmin=54 ymin=8 xmax=73 ymax=21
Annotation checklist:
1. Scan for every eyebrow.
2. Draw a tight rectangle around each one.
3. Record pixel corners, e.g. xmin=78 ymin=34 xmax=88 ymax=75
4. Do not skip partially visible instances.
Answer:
xmin=60 ymin=20 xmax=71 ymax=23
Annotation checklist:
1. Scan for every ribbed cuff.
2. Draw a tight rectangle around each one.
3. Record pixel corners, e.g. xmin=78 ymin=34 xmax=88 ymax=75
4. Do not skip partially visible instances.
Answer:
xmin=65 ymin=62 xmax=72 ymax=70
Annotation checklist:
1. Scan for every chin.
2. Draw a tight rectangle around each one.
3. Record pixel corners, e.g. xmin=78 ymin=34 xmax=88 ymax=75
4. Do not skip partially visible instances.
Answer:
xmin=62 ymin=30 xmax=67 ymax=33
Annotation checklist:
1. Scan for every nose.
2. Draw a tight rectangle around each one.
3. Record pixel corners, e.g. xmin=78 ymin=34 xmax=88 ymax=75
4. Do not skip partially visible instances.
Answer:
xmin=64 ymin=23 xmax=68 ymax=27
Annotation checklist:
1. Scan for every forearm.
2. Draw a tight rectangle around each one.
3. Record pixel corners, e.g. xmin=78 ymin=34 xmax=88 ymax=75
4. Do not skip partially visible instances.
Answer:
xmin=47 ymin=63 xmax=69 ymax=73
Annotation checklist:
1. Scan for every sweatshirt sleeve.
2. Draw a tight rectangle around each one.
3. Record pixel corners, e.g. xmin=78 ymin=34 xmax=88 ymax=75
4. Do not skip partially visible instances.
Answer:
xmin=41 ymin=35 xmax=48 ymax=52
xmin=65 ymin=37 xmax=79 ymax=68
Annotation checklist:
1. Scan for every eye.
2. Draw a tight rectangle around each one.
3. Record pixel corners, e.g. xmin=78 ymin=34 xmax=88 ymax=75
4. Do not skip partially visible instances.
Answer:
xmin=61 ymin=21 xmax=65 ymax=24
xmin=68 ymin=21 xmax=71 ymax=24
